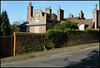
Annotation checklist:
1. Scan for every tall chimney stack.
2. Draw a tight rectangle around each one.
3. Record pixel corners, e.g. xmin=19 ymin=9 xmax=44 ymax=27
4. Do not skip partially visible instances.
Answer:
xmin=93 ymin=4 xmax=98 ymax=29
xmin=27 ymin=2 xmax=33 ymax=23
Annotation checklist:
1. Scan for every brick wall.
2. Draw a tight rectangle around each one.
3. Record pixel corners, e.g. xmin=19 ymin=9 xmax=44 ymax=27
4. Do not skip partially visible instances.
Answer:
xmin=29 ymin=26 xmax=46 ymax=33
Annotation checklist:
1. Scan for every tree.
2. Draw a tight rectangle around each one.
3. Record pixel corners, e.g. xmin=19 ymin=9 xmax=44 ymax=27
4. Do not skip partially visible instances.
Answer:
xmin=0 ymin=10 xmax=12 ymax=36
xmin=53 ymin=20 xmax=78 ymax=30
xmin=10 ymin=21 xmax=20 ymax=34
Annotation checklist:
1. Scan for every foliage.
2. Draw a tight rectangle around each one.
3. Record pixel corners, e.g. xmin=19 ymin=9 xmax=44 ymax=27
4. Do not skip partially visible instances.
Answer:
xmin=45 ymin=28 xmax=99 ymax=48
xmin=0 ymin=10 xmax=12 ymax=36
xmin=44 ymin=29 xmax=66 ymax=48
xmin=14 ymin=32 xmax=51 ymax=54
xmin=46 ymin=24 xmax=54 ymax=30
xmin=53 ymin=20 xmax=78 ymax=30
xmin=9 ymin=31 xmax=99 ymax=55
xmin=84 ymin=28 xmax=99 ymax=32
xmin=10 ymin=21 xmax=20 ymax=34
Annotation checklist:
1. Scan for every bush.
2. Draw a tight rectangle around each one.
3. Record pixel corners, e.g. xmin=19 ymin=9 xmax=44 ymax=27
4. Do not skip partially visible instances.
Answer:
xmin=84 ymin=28 xmax=99 ymax=32
xmin=53 ymin=20 xmax=78 ymax=30
xmin=44 ymin=29 xmax=66 ymax=48
xmin=64 ymin=28 xmax=82 ymax=32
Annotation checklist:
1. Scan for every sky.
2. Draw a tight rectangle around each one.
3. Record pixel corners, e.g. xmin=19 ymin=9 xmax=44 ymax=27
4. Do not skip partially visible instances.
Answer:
xmin=1 ymin=1 xmax=99 ymax=24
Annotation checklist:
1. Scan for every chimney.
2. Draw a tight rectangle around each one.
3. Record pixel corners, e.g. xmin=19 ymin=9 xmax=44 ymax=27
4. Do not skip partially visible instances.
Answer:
xmin=95 ymin=4 xmax=97 ymax=10
xmin=59 ymin=6 xmax=61 ymax=9
xmin=27 ymin=2 xmax=33 ymax=23
xmin=45 ymin=6 xmax=52 ymax=14
xmin=57 ymin=6 xmax=64 ymax=21
xmin=93 ymin=4 xmax=98 ymax=29
xmin=45 ymin=13 xmax=47 ymax=23
xmin=79 ymin=10 xmax=84 ymax=19
xmin=69 ymin=13 xmax=73 ymax=18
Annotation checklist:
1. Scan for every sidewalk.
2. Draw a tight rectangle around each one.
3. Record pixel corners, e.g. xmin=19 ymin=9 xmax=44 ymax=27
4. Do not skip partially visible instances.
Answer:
xmin=1 ymin=42 xmax=99 ymax=65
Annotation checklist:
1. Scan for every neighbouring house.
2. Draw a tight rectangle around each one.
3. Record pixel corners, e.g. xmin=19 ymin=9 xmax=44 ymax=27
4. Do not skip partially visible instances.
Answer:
xmin=19 ymin=3 xmax=99 ymax=33
xmin=61 ymin=4 xmax=99 ymax=30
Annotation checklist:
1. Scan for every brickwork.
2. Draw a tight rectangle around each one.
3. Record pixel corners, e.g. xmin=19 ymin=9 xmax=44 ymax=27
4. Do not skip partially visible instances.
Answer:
xmin=79 ymin=10 xmax=84 ymax=19
xmin=27 ymin=2 xmax=33 ymax=23
xmin=29 ymin=26 xmax=46 ymax=33
xmin=57 ymin=6 xmax=64 ymax=21
xmin=45 ymin=6 xmax=52 ymax=14
xmin=93 ymin=4 xmax=98 ymax=29
xmin=69 ymin=13 xmax=73 ymax=18
xmin=30 ymin=9 xmax=45 ymax=23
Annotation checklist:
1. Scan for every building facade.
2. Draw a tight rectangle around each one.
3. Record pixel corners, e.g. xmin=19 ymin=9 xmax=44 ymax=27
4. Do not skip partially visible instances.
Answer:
xmin=19 ymin=2 xmax=62 ymax=33
xmin=19 ymin=3 xmax=99 ymax=32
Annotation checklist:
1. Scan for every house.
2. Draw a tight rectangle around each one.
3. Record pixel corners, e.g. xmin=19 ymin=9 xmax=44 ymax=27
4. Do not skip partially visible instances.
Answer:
xmin=19 ymin=3 xmax=99 ymax=33
xmin=61 ymin=4 xmax=99 ymax=30
xmin=19 ymin=2 xmax=63 ymax=33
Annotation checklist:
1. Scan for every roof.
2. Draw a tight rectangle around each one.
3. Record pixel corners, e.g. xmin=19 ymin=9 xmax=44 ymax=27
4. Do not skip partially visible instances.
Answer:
xmin=62 ymin=17 xmax=94 ymax=28
xmin=19 ymin=22 xmax=55 ymax=27
xmin=18 ymin=22 xmax=27 ymax=27
xmin=25 ymin=23 xmax=46 ymax=26
xmin=69 ymin=19 xmax=93 ymax=25
xmin=65 ymin=17 xmax=79 ymax=20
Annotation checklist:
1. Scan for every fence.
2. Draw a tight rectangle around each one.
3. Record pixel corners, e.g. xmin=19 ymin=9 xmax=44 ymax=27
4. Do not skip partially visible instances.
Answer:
xmin=1 ymin=36 xmax=14 ymax=58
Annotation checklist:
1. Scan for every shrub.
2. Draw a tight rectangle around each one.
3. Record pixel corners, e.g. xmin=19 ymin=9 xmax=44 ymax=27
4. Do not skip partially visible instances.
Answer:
xmin=44 ymin=29 xmax=66 ymax=48
xmin=84 ymin=28 xmax=99 ymax=32
xmin=64 ymin=28 xmax=82 ymax=32
xmin=64 ymin=28 xmax=72 ymax=32
xmin=53 ymin=20 xmax=78 ymax=30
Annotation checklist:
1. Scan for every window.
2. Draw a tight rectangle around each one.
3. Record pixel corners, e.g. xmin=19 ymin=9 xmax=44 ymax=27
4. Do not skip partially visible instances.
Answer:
xmin=35 ymin=27 xmax=39 ymax=33
xmin=26 ymin=27 xmax=29 ymax=32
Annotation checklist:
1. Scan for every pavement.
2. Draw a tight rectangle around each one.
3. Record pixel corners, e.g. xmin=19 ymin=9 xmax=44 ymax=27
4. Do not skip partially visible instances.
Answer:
xmin=1 ymin=42 xmax=99 ymax=66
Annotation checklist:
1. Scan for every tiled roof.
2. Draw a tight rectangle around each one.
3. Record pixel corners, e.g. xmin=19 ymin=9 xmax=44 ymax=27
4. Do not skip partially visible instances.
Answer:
xmin=65 ymin=17 xmax=79 ymax=20
xmin=70 ymin=19 xmax=93 ymax=25
xmin=62 ymin=17 xmax=94 ymax=28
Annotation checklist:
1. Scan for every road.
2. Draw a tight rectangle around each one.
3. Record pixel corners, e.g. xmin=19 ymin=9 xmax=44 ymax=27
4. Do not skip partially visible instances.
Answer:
xmin=1 ymin=46 xmax=99 ymax=67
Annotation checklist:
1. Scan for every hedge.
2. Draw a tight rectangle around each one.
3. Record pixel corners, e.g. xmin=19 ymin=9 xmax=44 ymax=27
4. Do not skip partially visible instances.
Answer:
xmin=44 ymin=29 xmax=99 ymax=48
xmin=15 ymin=32 xmax=51 ymax=55
xmin=14 ymin=29 xmax=99 ymax=55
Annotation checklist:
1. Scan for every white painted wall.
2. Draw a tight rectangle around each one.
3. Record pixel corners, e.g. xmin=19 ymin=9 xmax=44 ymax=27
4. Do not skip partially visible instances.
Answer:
xmin=79 ymin=24 xmax=85 ymax=30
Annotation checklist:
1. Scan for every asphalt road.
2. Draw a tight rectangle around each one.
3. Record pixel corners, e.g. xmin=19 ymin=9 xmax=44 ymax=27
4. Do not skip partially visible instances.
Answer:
xmin=1 ymin=46 xmax=99 ymax=67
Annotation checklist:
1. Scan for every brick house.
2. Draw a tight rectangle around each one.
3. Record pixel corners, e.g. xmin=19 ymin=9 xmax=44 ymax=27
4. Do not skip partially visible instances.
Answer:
xmin=19 ymin=2 xmax=63 ymax=33
xmin=61 ymin=4 xmax=99 ymax=30
xmin=19 ymin=3 xmax=99 ymax=33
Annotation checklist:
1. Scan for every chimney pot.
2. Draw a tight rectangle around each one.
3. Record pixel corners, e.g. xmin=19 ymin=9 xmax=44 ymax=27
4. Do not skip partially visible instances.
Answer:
xmin=95 ymin=4 xmax=97 ymax=10
xmin=29 ymin=2 xmax=32 ymax=6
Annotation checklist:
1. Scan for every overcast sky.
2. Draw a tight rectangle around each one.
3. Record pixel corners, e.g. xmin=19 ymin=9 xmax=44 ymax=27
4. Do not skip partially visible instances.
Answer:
xmin=1 ymin=1 xmax=99 ymax=24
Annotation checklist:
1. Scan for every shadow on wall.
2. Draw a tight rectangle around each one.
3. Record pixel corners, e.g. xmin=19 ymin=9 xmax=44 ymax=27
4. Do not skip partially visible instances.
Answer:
xmin=65 ymin=49 xmax=99 ymax=67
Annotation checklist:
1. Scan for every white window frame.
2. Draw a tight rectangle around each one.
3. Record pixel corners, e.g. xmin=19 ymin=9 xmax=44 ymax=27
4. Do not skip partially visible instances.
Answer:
xmin=35 ymin=27 xmax=39 ymax=33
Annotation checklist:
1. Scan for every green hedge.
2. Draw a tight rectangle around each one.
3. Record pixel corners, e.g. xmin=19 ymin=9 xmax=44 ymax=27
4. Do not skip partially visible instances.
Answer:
xmin=44 ymin=29 xmax=66 ymax=48
xmin=44 ymin=29 xmax=99 ymax=48
xmin=15 ymin=33 xmax=51 ymax=55
xmin=15 ymin=29 xmax=99 ymax=55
